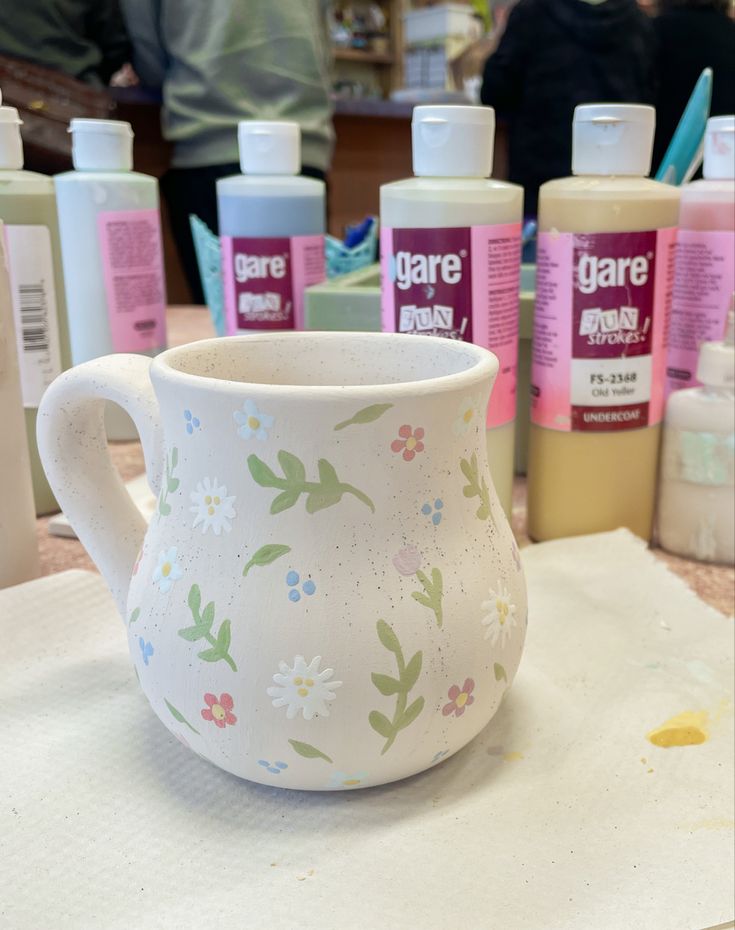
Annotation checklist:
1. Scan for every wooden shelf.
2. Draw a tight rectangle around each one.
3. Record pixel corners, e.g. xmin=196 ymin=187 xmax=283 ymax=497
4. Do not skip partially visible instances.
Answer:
xmin=333 ymin=47 xmax=394 ymax=65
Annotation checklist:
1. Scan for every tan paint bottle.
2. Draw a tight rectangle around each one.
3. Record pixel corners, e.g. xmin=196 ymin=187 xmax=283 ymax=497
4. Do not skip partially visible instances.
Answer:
xmin=527 ymin=104 xmax=679 ymax=541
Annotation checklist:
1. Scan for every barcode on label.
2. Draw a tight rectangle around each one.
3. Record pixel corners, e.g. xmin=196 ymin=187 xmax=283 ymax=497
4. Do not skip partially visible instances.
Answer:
xmin=18 ymin=283 xmax=49 ymax=354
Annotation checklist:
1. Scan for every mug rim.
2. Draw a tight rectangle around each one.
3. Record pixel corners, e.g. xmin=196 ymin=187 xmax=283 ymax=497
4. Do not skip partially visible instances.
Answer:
xmin=152 ymin=331 xmax=498 ymax=397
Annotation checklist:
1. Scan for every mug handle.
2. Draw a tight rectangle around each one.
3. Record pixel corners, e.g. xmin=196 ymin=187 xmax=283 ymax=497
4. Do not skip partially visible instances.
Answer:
xmin=37 ymin=354 xmax=164 ymax=617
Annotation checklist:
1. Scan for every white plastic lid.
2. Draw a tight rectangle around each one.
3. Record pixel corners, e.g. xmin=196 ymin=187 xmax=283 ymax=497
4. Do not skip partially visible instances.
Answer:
xmin=412 ymin=105 xmax=495 ymax=178
xmin=703 ymin=115 xmax=735 ymax=180
xmin=696 ymin=295 xmax=735 ymax=388
xmin=69 ymin=118 xmax=134 ymax=171
xmin=0 ymin=103 xmax=24 ymax=170
xmin=572 ymin=104 xmax=655 ymax=177
xmin=238 ymin=121 xmax=300 ymax=175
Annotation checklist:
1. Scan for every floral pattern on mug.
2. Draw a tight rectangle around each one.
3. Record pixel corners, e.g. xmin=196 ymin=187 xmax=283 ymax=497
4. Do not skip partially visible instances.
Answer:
xmin=391 ymin=425 xmax=425 ymax=462
xmin=190 ymin=478 xmax=236 ymax=535
xmin=258 ymin=759 xmax=288 ymax=775
xmin=138 ymin=637 xmax=154 ymax=666
xmin=152 ymin=546 xmax=183 ymax=593
xmin=480 ymin=581 xmax=517 ymax=645
xmin=234 ymin=399 xmax=274 ymax=441
xmin=267 ymin=656 xmax=342 ymax=720
xmin=392 ymin=545 xmax=422 ymax=576
xmin=442 ymin=678 xmax=475 ymax=717
xmin=328 ymin=771 xmax=368 ymax=789
xmin=201 ymin=692 xmax=237 ymax=728
xmin=453 ymin=395 xmax=481 ymax=435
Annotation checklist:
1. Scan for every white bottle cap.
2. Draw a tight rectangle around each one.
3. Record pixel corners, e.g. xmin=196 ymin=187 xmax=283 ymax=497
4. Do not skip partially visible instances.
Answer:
xmin=69 ymin=118 xmax=134 ymax=171
xmin=412 ymin=105 xmax=495 ymax=178
xmin=0 ymin=104 xmax=24 ymax=170
xmin=696 ymin=295 xmax=735 ymax=388
xmin=703 ymin=115 xmax=735 ymax=181
xmin=572 ymin=104 xmax=655 ymax=177
xmin=238 ymin=121 xmax=300 ymax=175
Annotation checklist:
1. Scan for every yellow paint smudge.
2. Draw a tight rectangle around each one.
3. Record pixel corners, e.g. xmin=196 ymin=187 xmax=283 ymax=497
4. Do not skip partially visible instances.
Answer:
xmin=503 ymin=751 xmax=524 ymax=762
xmin=647 ymin=711 xmax=708 ymax=748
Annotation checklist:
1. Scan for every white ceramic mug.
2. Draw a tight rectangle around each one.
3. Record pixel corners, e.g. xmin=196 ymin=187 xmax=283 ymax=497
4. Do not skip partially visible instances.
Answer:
xmin=38 ymin=332 xmax=527 ymax=790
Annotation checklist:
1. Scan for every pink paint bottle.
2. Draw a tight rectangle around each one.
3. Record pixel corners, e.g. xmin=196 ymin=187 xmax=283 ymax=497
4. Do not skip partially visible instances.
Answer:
xmin=667 ymin=115 xmax=735 ymax=395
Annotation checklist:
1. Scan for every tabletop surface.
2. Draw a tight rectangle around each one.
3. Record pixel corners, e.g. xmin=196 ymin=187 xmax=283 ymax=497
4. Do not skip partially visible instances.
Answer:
xmin=35 ymin=306 xmax=735 ymax=617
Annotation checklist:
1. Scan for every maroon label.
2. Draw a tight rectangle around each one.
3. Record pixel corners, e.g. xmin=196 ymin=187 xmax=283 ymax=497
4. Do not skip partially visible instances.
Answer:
xmin=387 ymin=227 xmax=473 ymax=340
xmin=228 ymin=236 xmax=293 ymax=330
xmin=571 ymin=402 xmax=650 ymax=431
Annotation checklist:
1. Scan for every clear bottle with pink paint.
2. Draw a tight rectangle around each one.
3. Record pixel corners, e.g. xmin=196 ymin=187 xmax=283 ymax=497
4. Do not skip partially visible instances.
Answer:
xmin=667 ymin=115 xmax=735 ymax=395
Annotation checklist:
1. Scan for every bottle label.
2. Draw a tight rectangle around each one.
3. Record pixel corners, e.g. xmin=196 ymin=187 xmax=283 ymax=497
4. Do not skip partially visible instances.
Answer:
xmin=4 ymin=225 xmax=63 ymax=408
xmin=97 ymin=209 xmax=168 ymax=353
xmin=662 ymin=427 xmax=735 ymax=487
xmin=221 ymin=234 xmax=326 ymax=333
xmin=666 ymin=229 xmax=735 ymax=394
xmin=531 ymin=228 xmax=676 ymax=432
xmin=380 ymin=223 xmax=522 ymax=428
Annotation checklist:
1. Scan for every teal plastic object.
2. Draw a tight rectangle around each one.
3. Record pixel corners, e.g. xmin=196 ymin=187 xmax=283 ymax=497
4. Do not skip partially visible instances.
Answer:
xmin=326 ymin=217 xmax=378 ymax=278
xmin=189 ymin=215 xmax=225 ymax=335
xmin=655 ymin=67 xmax=712 ymax=185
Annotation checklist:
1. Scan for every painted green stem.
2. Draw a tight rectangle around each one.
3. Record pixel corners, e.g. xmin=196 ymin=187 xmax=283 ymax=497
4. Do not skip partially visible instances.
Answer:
xmin=158 ymin=447 xmax=179 ymax=517
xmin=460 ymin=453 xmax=494 ymax=524
xmin=412 ymin=568 xmax=443 ymax=628
xmin=369 ymin=619 xmax=424 ymax=755
xmin=178 ymin=584 xmax=238 ymax=672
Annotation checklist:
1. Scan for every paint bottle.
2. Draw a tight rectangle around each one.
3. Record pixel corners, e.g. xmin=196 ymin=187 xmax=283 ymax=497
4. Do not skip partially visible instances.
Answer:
xmin=217 ymin=121 xmax=326 ymax=334
xmin=666 ymin=115 xmax=735 ymax=395
xmin=657 ymin=299 xmax=734 ymax=564
xmin=54 ymin=119 xmax=167 ymax=440
xmin=380 ymin=106 xmax=523 ymax=518
xmin=527 ymin=104 xmax=679 ymax=541
xmin=0 ymin=98 xmax=70 ymax=514
xmin=0 ymin=221 xmax=40 ymax=586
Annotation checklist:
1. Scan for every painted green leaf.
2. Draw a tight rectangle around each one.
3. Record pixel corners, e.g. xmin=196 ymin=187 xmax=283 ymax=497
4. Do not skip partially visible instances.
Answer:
xmin=158 ymin=500 xmax=171 ymax=516
xmin=243 ymin=544 xmax=291 ymax=577
xmin=288 ymin=739 xmax=333 ymax=763
xmin=171 ymin=447 xmax=178 ymax=468
xmin=334 ymin=403 xmax=394 ymax=431
xmin=411 ymin=591 xmax=432 ymax=608
xmin=370 ymin=673 xmax=402 ymax=696
xmin=216 ymin=619 xmax=232 ymax=653
xmin=460 ymin=458 xmax=474 ymax=482
xmin=317 ymin=458 xmax=339 ymax=488
xmin=165 ymin=698 xmax=199 ymax=735
xmin=368 ymin=710 xmax=393 ymax=738
xmin=477 ymin=503 xmax=490 ymax=520
xmin=462 ymin=485 xmax=475 ymax=499
xmin=201 ymin=601 xmax=215 ymax=630
xmin=188 ymin=584 xmax=201 ymax=615
xmin=168 ymin=477 xmax=180 ymax=492
xmin=128 ymin=607 xmax=140 ymax=625
xmin=403 ymin=652 xmax=423 ymax=691
xmin=271 ymin=490 xmax=300 ymax=514
xmin=197 ymin=644 xmax=220 ymax=662
xmin=278 ymin=450 xmax=306 ymax=484
xmin=248 ymin=454 xmax=279 ymax=487
xmin=400 ymin=696 xmax=425 ymax=729
xmin=376 ymin=618 xmax=401 ymax=655
xmin=305 ymin=489 xmax=341 ymax=514
xmin=178 ymin=624 xmax=208 ymax=642
xmin=494 ymin=662 xmax=507 ymax=682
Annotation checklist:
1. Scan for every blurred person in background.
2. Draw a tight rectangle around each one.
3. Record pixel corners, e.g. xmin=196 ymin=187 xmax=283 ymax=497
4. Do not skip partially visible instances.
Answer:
xmin=481 ymin=0 xmax=656 ymax=218
xmin=652 ymin=0 xmax=735 ymax=169
xmin=0 ymin=0 xmax=129 ymax=86
xmin=121 ymin=0 xmax=333 ymax=303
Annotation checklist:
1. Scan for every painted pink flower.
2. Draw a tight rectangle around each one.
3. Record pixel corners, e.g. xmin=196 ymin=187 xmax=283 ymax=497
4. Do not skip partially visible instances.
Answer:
xmin=391 ymin=425 xmax=425 ymax=462
xmin=442 ymin=678 xmax=475 ymax=718
xmin=392 ymin=545 xmax=422 ymax=576
xmin=201 ymin=692 xmax=237 ymax=728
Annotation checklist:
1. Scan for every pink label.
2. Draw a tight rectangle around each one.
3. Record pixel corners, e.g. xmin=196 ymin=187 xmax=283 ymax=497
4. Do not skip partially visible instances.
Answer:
xmin=97 ymin=209 xmax=167 ymax=353
xmin=222 ymin=234 xmax=325 ymax=333
xmin=380 ymin=223 xmax=521 ymax=428
xmin=531 ymin=227 xmax=676 ymax=432
xmin=666 ymin=229 xmax=735 ymax=394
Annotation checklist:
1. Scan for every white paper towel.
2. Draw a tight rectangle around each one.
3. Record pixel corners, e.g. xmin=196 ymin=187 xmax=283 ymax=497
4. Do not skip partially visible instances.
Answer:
xmin=1 ymin=529 xmax=732 ymax=930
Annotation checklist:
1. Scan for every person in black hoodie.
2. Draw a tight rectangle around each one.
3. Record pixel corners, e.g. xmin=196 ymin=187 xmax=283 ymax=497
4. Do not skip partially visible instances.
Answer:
xmin=481 ymin=0 xmax=656 ymax=216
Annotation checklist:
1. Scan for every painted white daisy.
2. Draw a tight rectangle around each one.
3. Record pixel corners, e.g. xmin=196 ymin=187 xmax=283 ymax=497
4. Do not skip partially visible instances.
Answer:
xmin=328 ymin=771 xmax=368 ymax=789
xmin=480 ymin=580 xmax=517 ymax=645
xmin=234 ymin=399 xmax=274 ymax=441
xmin=267 ymin=655 xmax=342 ymax=720
xmin=453 ymin=395 xmax=482 ymax=436
xmin=152 ymin=546 xmax=183 ymax=593
xmin=190 ymin=478 xmax=236 ymax=535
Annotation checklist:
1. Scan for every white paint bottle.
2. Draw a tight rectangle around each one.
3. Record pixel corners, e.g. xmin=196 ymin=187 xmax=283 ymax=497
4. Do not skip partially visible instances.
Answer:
xmin=657 ymin=300 xmax=735 ymax=564
xmin=217 ymin=121 xmax=326 ymax=334
xmin=527 ymin=104 xmax=680 ymax=542
xmin=54 ymin=119 xmax=167 ymax=440
xmin=380 ymin=106 xmax=523 ymax=518
xmin=667 ymin=115 xmax=735 ymax=396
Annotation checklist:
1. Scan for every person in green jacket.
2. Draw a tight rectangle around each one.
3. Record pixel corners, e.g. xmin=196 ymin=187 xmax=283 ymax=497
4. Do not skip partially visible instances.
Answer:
xmin=121 ymin=0 xmax=334 ymax=302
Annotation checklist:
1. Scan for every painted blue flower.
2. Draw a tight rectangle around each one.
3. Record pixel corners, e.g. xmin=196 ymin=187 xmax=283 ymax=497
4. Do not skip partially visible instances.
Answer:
xmin=421 ymin=499 xmax=444 ymax=525
xmin=258 ymin=759 xmax=288 ymax=775
xmin=138 ymin=637 xmax=154 ymax=666
xmin=286 ymin=571 xmax=316 ymax=602
xmin=184 ymin=409 xmax=201 ymax=434
xmin=234 ymin=399 xmax=274 ymax=441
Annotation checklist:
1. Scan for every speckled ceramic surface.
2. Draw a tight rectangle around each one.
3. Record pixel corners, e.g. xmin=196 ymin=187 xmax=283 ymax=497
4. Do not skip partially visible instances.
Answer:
xmin=37 ymin=332 xmax=527 ymax=789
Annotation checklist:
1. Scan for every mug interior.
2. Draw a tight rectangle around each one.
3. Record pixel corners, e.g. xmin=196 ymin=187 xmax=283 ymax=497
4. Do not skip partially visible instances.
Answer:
xmin=158 ymin=332 xmax=494 ymax=390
